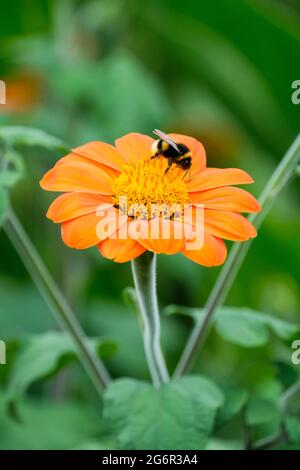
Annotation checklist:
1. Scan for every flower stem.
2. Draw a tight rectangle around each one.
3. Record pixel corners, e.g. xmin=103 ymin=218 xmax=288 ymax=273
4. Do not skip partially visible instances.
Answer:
xmin=3 ymin=209 xmax=111 ymax=395
xmin=175 ymin=133 xmax=300 ymax=377
xmin=131 ymin=252 xmax=169 ymax=387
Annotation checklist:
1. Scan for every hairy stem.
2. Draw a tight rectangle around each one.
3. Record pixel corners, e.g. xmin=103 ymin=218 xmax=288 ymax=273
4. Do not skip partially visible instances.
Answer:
xmin=131 ymin=252 xmax=169 ymax=387
xmin=175 ymin=134 xmax=300 ymax=377
xmin=3 ymin=209 xmax=111 ymax=394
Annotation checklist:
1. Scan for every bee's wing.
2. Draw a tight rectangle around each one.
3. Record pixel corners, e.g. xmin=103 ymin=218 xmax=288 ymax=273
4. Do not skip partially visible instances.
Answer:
xmin=153 ymin=129 xmax=179 ymax=152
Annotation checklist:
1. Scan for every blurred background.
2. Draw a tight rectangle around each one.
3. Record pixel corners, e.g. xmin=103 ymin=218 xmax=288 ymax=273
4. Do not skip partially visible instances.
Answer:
xmin=0 ymin=0 xmax=299 ymax=450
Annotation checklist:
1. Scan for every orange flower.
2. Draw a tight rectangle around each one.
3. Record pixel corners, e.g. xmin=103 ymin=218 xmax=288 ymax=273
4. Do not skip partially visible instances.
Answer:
xmin=40 ymin=133 xmax=261 ymax=266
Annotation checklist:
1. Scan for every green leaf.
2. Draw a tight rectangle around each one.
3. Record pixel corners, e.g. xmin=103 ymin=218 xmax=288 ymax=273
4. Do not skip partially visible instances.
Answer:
xmin=215 ymin=308 xmax=269 ymax=347
xmin=7 ymin=331 xmax=117 ymax=402
xmin=284 ymin=416 xmax=300 ymax=444
xmin=0 ymin=394 xmax=101 ymax=450
xmin=103 ymin=375 xmax=224 ymax=450
xmin=0 ymin=170 xmax=22 ymax=188
xmin=0 ymin=126 xmax=69 ymax=152
xmin=0 ymin=149 xmax=25 ymax=188
xmin=165 ymin=305 xmax=300 ymax=347
xmin=263 ymin=315 xmax=300 ymax=341
xmin=215 ymin=387 xmax=249 ymax=429
xmin=245 ymin=397 xmax=281 ymax=426
xmin=0 ymin=187 xmax=8 ymax=226
xmin=216 ymin=308 xmax=300 ymax=346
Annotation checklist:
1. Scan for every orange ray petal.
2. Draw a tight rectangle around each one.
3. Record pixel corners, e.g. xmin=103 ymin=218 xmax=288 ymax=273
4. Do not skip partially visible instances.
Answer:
xmin=204 ymin=209 xmax=257 ymax=241
xmin=47 ymin=192 xmax=113 ymax=223
xmin=55 ymin=153 xmax=119 ymax=178
xmin=182 ymin=232 xmax=227 ymax=266
xmin=188 ymin=167 xmax=254 ymax=193
xmin=128 ymin=218 xmax=189 ymax=255
xmin=61 ymin=207 xmax=128 ymax=249
xmin=169 ymin=133 xmax=206 ymax=175
xmin=72 ymin=141 xmax=125 ymax=171
xmin=40 ymin=158 xmax=116 ymax=195
xmin=190 ymin=186 xmax=261 ymax=213
xmin=98 ymin=230 xmax=146 ymax=263
xmin=115 ymin=133 xmax=154 ymax=164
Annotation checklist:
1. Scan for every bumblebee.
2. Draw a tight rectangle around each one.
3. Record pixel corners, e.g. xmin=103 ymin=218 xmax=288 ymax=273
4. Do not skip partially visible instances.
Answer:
xmin=151 ymin=129 xmax=192 ymax=177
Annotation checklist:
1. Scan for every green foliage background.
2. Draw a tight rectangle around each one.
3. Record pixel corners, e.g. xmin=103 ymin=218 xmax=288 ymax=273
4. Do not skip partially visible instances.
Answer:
xmin=0 ymin=0 xmax=299 ymax=450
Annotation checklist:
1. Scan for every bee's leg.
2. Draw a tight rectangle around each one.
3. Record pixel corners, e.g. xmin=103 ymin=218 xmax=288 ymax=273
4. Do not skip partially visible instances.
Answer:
xmin=181 ymin=169 xmax=189 ymax=180
xmin=181 ymin=168 xmax=192 ymax=181
xmin=151 ymin=154 xmax=160 ymax=159
xmin=164 ymin=159 xmax=173 ymax=176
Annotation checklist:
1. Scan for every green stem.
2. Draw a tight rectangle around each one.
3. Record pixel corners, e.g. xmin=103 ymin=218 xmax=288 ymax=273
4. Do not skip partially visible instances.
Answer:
xmin=175 ymin=134 xmax=300 ymax=377
xmin=3 ymin=209 xmax=111 ymax=395
xmin=131 ymin=252 xmax=169 ymax=387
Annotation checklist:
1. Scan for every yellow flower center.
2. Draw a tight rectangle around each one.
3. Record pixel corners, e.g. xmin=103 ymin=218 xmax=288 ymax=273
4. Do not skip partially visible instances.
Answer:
xmin=112 ymin=158 xmax=190 ymax=219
